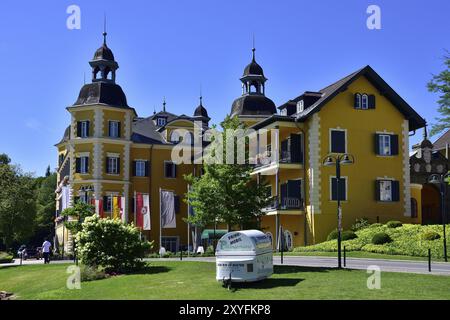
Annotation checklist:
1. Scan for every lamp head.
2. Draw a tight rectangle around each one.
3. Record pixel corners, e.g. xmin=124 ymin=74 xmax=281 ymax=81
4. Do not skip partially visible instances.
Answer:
xmin=428 ymin=175 xmax=441 ymax=185
xmin=323 ymin=156 xmax=335 ymax=167
xmin=340 ymin=154 xmax=354 ymax=165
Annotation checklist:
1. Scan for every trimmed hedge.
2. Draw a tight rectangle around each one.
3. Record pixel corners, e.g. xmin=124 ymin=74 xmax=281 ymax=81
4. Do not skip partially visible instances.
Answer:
xmin=386 ymin=220 xmax=403 ymax=228
xmin=371 ymin=232 xmax=392 ymax=245
xmin=422 ymin=231 xmax=441 ymax=241
xmin=0 ymin=252 xmax=14 ymax=264
xmin=327 ymin=230 xmax=357 ymax=241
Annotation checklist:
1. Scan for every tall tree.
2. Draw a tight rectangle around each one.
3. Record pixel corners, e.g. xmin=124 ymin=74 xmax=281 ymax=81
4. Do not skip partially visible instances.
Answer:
xmin=185 ymin=116 xmax=271 ymax=231
xmin=0 ymin=158 xmax=36 ymax=250
xmin=28 ymin=172 xmax=57 ymax=247
xmin=45 ymin=165 xmax=51 ymax=177
xmin=428 ymin=50 xmax=450 ymax=136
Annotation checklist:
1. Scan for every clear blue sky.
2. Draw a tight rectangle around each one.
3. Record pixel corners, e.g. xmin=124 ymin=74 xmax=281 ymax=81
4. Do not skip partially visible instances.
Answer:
xmin=0 ymin=0 xmax=448 ymax=176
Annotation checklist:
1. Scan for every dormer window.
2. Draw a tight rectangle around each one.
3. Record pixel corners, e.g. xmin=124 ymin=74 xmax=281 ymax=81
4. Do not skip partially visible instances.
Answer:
xmin=296 ymin=100 xmax=304 ymax=113
xmin=361 ymin=94 xmax=369 ymax=109
xmin=280 ymin=108 xmax=287 ymax=116
xmin=157 ymin=118 xmax=166 ymax=126
xmin=354 ymin=93 xmax=375 ymax=109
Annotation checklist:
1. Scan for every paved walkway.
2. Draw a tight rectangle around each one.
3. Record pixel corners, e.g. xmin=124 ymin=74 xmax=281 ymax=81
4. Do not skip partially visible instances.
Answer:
xmin=2 ymin=255 xmax=450 ymax=276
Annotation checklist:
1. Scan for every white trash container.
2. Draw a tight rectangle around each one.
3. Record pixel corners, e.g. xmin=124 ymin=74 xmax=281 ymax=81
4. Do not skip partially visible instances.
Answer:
xmin=215 ymin=230 xmax=273 ymax=282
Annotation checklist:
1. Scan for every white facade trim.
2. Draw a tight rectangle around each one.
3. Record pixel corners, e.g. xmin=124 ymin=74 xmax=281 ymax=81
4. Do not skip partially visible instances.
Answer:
xmin=402 ymin=120 xmax=411 ymax=216
xmin=308 ymin=113 xmax=321 ymax=214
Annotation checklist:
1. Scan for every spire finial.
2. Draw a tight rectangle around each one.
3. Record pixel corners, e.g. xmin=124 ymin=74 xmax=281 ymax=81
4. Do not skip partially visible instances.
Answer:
xmin=153 ymin=106 xmax=156 ymax=115
xmin=252 ymin=34 xmax=256 ymax=61
xmin=423 ymin=122 xmax=428 ymax=140
xmin=103 ymin=14 xmax=107 ymax=45
xmin=163 ymin=97 xmax=166 ymax=112
xmin=199 ymin=84 xmax=203 ymax=106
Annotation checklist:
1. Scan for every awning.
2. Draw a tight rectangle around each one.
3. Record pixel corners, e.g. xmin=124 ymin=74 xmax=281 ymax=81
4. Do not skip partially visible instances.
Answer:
xmin=201 ymin=229 xmax=228 ymax=240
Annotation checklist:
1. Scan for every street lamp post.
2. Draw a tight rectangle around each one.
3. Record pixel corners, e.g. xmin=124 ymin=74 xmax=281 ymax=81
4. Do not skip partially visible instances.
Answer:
xmin=323 ymin=153 xmax=355 ymax=269
xmin=428 ymin=173 xmax=449 ymax=262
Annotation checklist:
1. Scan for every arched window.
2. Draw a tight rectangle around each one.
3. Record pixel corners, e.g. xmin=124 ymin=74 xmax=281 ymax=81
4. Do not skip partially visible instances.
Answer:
xmin=411 ymin=198 xmax=418 ymax=218
xmin=361 ymin=94 xmax=369 ymax=109
xmin=355 ymin=93 xmax=362 ymax=109
xmin=284 ymin=230 xmax=294 ymax=251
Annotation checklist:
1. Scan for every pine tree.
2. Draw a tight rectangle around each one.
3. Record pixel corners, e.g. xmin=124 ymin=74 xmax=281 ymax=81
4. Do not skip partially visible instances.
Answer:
xmin=428 ymin=50 xmax=450 ymax=136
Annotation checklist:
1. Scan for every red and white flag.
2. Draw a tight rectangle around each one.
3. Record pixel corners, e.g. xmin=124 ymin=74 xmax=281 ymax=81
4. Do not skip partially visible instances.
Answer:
xmin=136 ymin=193 xmax=144 ymax=229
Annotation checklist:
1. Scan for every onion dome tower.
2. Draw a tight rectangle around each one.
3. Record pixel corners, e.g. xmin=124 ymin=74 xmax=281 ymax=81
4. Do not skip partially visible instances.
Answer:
xmin=193 ymin=96 xmax=210 ymax=128
xmin=230 ymin=47 xmax=276 ymax=117
xmin=72 ymin=30 xmax=128 ymax=108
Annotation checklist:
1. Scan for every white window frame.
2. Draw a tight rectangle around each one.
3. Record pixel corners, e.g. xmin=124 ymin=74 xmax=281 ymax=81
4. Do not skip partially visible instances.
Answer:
xmin=329 ymin=128 xmax=347 ymax=154
xmin=378 ymin=179 xmax=393 ymax=202
xmin=280 ymin=108 xmax=287 ymax=116
xmin=80 ymin=120 xmax=89 ymax=138
xmin=161 ymin=236 xmax=179 ymax=253
xmin=379 ymin=134 xmax=391 ymax=156
xmin=109 ymin=120 xmax=120 ymax=138
xmin=284 ymin=230 xmax=294 ymax=250
xmin=157 ymin=118 xmax=166 ymax=126
xmin=296 ymin=100 xmax=304 ymax=113
xmin=80 ymin=156 xmax=89 ymax=174
xmin=135 ymin=160 xmax=146 ymax=177
xmin=361 ymin=94 xmax=369 ymax=109
xmin=108 ymin=157 xmax=119 ymax=174
xmin=355 ymin=93 xmax=362 ymax=109
xmin=329 ymin=176 xmax=348 ymax=201
xmin=164 ymin=161 xmax=176 ymax=178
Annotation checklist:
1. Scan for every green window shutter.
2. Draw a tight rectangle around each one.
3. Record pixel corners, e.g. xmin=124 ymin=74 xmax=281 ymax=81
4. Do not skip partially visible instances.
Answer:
xmin=374 ymin=134 xmax=381 ymax=155
xmin=105 ymin=157 xmax=110 ymax=174
xmin=392 ymin=181 xmax=400 ymax=201
xmin=132 ymin=161 xmax=136 ymax=176
xmin=375 ymin=180 xmax=381 ymax=201
xmin=118 ymin=122 xmax=121 ymax=138
xmin=390 ymin=135 xmax=399 ymax=155
xmin=85 ymin=157 xmax=89 ymax=173
xmin=76 ymin=121 xmax=82 ymax=137
xmin=86 ymin=121 xmax=90 ymax=137
xmin=75 ymin=157 xmax=81 ymax=173
xmin=103 ymin=196 xmax=108 ymax=211
xmin=117 ymin=158 xmax=121 ymax=174
xmin=145 ymin=161 xmax=149 ymax=176
xmin=368 ymin=95 xmax=376 ymax=109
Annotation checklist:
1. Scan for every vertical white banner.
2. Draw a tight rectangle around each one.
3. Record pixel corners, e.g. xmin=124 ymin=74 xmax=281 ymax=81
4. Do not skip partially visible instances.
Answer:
xmin=143 ymin=194 xmax=151 ymax=230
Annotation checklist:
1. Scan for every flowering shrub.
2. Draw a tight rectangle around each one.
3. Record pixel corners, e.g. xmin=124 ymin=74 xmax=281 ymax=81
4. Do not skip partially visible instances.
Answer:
xmin=76 ymin=215 xmax=153 ymax=273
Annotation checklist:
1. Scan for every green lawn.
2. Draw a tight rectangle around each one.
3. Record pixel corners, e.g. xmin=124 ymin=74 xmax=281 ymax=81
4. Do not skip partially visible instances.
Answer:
xmin=1 ymin=261 xmax=450 ymax=300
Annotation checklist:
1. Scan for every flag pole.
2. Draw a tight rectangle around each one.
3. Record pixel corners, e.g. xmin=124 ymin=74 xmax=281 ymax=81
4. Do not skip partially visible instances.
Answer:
xmin=159 ymin=187 xmax=162 ymax=258
xmin=187 ymin=184 xmax=190 ymax=257
xmin=134 ymin=191 xmax=137 ymax=226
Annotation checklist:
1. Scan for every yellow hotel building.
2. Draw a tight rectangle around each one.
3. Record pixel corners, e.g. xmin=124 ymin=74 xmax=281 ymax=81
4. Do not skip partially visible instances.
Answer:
xmin=55 ymin=34 xmax=426 ymax=253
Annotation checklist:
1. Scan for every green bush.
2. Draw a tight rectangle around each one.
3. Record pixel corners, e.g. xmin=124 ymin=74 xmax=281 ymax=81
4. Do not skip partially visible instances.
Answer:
xmin=0 ymin=252 xmax=14 ymax=263
xmin=370 ymin=223 xmax=383 ymax=228
xmin=422 ymin=231 xmax=441 ymax=241
xmin=205 ymin=245 xmax=215 ymax=255
xmin=372 ymin=232 xmax=392 ymax=245
xmin=76 ymin=216 xmax=153 ymax=273
xmin=326 ymin=229 xmax=338 ymax=241
xmin=342 ymin=230 xmax=358 ymax=241
xmin=326 ymin=229 xmax=357 ymax=241
xmin=386 ymin=220 xmax=402 ymax=228
xmin=80 ymin=265 xmax=108 ymax=282
xmin=351 ymin=218 xmax=370 ymax=231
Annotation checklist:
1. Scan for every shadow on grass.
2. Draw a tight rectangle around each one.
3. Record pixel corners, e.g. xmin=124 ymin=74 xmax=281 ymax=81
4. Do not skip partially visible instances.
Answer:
xmin=274 ymin=265 xmax=338 ymax=274
xmin=128 ymin=265 xmax=172 ymax=275
xmin=228 ymin=278 xmax=304 ymax=291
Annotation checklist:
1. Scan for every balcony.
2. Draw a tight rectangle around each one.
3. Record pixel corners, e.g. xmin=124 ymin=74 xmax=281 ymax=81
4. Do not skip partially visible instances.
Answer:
xmin=262 ymin=196 xmax=303 ymax=213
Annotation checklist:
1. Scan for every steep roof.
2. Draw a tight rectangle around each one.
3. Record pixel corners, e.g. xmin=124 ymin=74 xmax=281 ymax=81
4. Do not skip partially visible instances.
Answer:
xmin=433 ymin=129 xmax=450 ymax=150
xmin=294 ymin=65 xmax=426 ymax=131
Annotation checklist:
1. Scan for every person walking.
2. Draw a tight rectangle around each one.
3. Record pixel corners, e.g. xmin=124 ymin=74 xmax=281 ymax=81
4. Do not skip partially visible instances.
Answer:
xmin=42 ymin=239 xmax=52 ymax=264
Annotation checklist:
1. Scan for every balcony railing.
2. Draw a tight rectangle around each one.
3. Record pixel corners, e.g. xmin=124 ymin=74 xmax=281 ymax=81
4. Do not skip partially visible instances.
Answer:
xmin=262 ymin=196 xmax=303 ymax=211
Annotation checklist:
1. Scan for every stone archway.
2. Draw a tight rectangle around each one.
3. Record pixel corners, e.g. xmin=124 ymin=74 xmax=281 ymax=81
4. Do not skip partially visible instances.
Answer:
xmin=421 ymin=183 xmax=441 ymax=225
